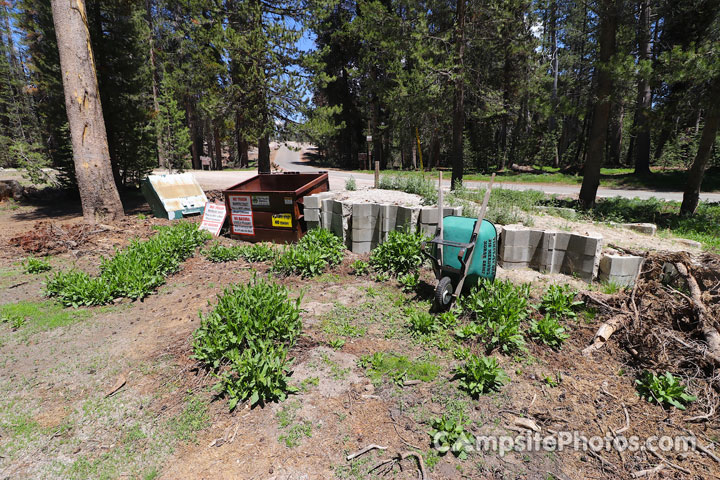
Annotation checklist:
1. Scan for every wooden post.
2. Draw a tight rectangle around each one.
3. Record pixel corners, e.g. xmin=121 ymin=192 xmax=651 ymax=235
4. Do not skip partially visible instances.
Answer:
xmin=374 ymin=161 xmax=379 ymax=188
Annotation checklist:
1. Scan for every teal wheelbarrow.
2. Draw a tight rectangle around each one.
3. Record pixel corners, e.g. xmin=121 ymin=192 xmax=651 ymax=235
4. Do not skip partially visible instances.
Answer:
xmin=422 ymin=174 xmax=498 ymax=310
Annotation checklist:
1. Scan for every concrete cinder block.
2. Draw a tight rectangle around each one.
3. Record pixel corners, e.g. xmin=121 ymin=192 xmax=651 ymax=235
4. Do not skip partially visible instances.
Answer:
xmin=567 ymin=233 xmax=603 ymax=257
xmin=599 ymin=254 xmax=644 ymax=277
xmin=498 ymin=260 xmax=531 ymax=270
xmin=304 ymin=192 xmax=332 ymax=209
xmin=351 ymin=228 xmax=381 ymax=242
xmin=622 ymin=223 xmax=657 ymax=236
xmin=501 ymin=226 xmax=544 ymax=249
xmin=351 ymin=241 xmax=376 ymax=254
xmin=304 ymin=208 xmax=320 ymax=222
xmin=396 ymin=206 xmax=420 ymax=232
xmin=305 ymin=220 xmax=321 ymax=230
xmin=419 ymin=223 xmax=437 ymax=236
xmin=419 ymin=206 xmax=457 ymax=224
xmin=499 ymin=245 xmax=536 ymax=263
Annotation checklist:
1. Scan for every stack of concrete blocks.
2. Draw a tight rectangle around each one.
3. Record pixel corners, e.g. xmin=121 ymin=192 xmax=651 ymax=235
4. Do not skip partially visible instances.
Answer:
xmin=303 ymin=192 xmax=333 ymax=230
xmin=418 ymin=206 xmax=463 ymax=236
xmin=498 ymin=225 xmax=603 ymax=282
xmin=598 ymin=254 xmax=644 ymax=286
xmin=351 ymin=203 xmax=381 ymax=254
xmin=326 ymin=199 xmax=353 ymax=248
xmin=544 ymin=231 xmax=603 ymax=282
xmin=497 ymin=225 xmax=545 ymax=270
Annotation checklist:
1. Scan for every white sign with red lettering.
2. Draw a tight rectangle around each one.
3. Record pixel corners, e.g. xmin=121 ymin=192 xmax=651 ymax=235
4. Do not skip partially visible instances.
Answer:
xmin=229 ymin=195 xmax=252 ymax=215
xmin=198 ymin=202 xmax=227 ymax=236
xmin=231 ymin=214 xmax=254 ymax=235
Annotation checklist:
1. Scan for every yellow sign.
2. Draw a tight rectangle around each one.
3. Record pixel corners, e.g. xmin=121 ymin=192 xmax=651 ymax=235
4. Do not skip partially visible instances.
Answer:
xmin=272 ymin=213 xmax=292 ymax=228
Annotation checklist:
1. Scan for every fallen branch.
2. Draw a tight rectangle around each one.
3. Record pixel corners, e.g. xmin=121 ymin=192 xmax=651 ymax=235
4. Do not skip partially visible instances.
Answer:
xmin=647 ymin=448 xmax=691 ymax=474
xmin=370 ymin=451 xmax=428 ymax=480
xmin=346 ymin=444 xmax=387 ymax=461
xmin=582 ymin=315 xmax=630 ymax=356
xmin=675 ymin=263 xmax=720 ymax=359
xmin=631 ymin=464 xmax=665 ymax=478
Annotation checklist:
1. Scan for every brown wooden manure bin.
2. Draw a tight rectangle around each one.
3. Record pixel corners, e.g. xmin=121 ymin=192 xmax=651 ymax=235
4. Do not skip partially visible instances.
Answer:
xmin=223 ymin=172 xmax=329 ymax=243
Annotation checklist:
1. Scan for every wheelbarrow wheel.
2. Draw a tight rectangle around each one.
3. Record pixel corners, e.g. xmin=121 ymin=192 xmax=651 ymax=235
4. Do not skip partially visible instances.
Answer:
xmin=435 ymin=276 xmax=454 ymax=310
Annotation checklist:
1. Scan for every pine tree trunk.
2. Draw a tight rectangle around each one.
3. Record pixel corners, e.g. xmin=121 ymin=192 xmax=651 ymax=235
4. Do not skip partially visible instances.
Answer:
xmin=50 ymin=0 xmax=123 ymax=223
xmin=579 ymin=0 xmax=618 ymax=208
xmin=633 ymin=0 xmax=652 ymax=175
xmin=450 ymin=0 xmax=466 ymax=189
xmin=549 ymin=0 xmax=560 ymax=167
xmin=258 ymin=135 xmax=270 ymax=173
xmin=213 ymin=125 xmax=223 ymax=170
xmin=145 ymin=0 xmax=164 ymax=168
xmin=607 ymin=101 xmax=624 ymax=165
xmin=681 ymin=77 xmax=720 ymax=215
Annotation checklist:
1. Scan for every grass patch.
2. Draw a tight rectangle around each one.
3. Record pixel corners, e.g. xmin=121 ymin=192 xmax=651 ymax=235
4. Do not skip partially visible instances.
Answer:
xmin=0 ymin=300 xmax=94 ymax=337
xmin=167 ymin=393 xmax=210 ymax=442
xmin=358 ymin=352 xmax=440 ymax=385
xmin=276 ymin=400 xmax=313 ymax=448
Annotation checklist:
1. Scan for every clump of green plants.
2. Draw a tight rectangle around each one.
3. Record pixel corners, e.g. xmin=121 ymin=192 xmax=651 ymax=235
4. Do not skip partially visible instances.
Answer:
xmin=539 ymin=284 xmax=583 ymax=318
xmin=369 ymin=230 xmax=425 ymax=276
xmin=398 ymin=272 xmax=420 ymax=292
xmin=453 ymin=354 xmax=508 ymax=398
xmin=345 ymin=176 xmax=357 ymax=191
xmin=192 ymin=277 xmax=302 ymax=409
xmin=23 ymin=257 xmax=51 ymax=274
xmin=635 ymin=371 xmax=696 ymax=410
xmin=528 ymin=315 xmax=569 ymax=350
xmin=204 ymin=242 xmax=242 ymax=262
xmin=378 ymin=173 xmax=438 ymax=205
xmin=205 ymin=241 xmax=276 ymax=263
xmin=239 ymin=242 xmax=276 ymax=262
xmin=46 ymin=222 xmax=209 ymax=306
xmin=273 ymin=228 xmax=345 ymax=278
xmin=458 ymin=279 xmax=530 ymax=353
xmin=350 ymin=259 xmax=370 ymax=276
xmin=429 ymin=414 xmax=474 ymax=459
xmin=407 ymin=309 xmax=437 ymax=335
xmin=358 ymin=351 xmax=440 ymax=386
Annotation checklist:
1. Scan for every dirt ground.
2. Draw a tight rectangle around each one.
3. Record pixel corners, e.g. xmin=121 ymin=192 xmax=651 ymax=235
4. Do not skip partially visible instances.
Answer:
xmin=1 ymin=189 xmax=719 ymax=480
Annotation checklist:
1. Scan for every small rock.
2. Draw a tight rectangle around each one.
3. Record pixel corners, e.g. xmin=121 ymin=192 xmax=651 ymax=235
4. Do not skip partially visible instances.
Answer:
xmin=621 ymin=222 xmax=657 ymax=235
xmin=677 ymin=238 xmax=702 ymax=249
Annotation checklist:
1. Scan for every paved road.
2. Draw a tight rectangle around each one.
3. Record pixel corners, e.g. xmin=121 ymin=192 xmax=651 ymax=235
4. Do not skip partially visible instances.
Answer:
xmin=192 ymin=143 xmax=720 ymax=203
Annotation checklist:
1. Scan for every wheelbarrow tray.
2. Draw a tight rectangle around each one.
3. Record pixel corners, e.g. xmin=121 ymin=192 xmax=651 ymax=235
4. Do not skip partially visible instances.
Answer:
xmin=431 ymin=216 xmax=498 ymax=293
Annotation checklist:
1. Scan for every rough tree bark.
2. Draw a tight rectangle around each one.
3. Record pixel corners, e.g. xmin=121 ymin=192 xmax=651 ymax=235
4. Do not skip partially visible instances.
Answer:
xmin=633 ymin=0 xmax=653 ymax=175
xmin=51 ymin=0 xmax=124 ymax=223
xmin=681 ymin=76 xmax=720 ymax=215
xmin=450 ymin=0 xmax=466 ymax=189
xmin=258 ymin=134 xmax=270 ymax=173
xmin=579 ymin=0 xmax=618 ymax=208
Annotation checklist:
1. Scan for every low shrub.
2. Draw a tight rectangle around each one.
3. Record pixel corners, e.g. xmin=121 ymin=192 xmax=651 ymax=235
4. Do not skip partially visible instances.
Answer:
xmin=539 ymin=284 xmax=583 ymax=318
xmin=407 ymin=309 xmax=437 ymax=335
xmin=398 ymin=272 xmax=420 ymax=292
xmin=636 ymin=371 xmax=696 ymax=410
xmin=273 ymin=228 xmax=345 ymax=278
xmin=204 ymin=242 xmax=242 ymax=262
xmin=46 ymin=222 xmax=209 ymax=306
xmin=205 ymin=242 xmax=276 ymax=263
xmin=528 ymin=315 xmax=569 ymax=350
xmin=453 ymin=354 xmax=508 ymax=397
xmin=369 ymin=230 xmax=425 ymax=276
xmin=458 ymin=279 xmax=530 ymax=353
xmin=345 ymin=176 xmax=357 ymax=191
xmin=428 ymin=414 xmax=473 ymax=459
xmin=23 ymin=257 xmax=51 ymax=274
xmin=350 ymin=259 xmax=370 ymax=276
xmin=377 ymin=174 xmax=437 ymax=205
xmin=192 ymin=277 xmax=302 ymax=409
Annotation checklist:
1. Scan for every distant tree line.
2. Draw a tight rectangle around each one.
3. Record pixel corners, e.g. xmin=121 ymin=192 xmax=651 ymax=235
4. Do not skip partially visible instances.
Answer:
xmin=0 ymin=0 xmax=718 ymax=212
xmin=303 ymin=0 xmax=720 ymax=211
xmin=1 ymin=0 xmax=308 ymax=186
